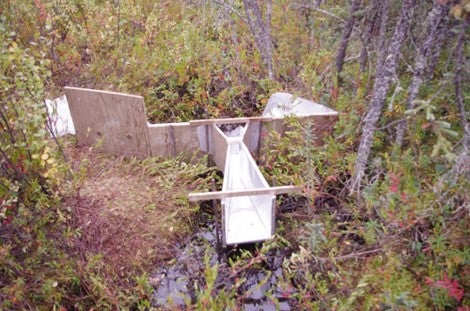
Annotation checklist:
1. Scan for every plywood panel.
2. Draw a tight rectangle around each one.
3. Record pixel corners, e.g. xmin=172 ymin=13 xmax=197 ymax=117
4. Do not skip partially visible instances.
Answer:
xmin=210 ymin=125 xmax=229 ymax=170
xmin=244 ymin=121 xmax=261 ymax=154
xmin=148 ymin=123 xmax=200 ymax=157
xmin=65 ymin=87 xmax=151 ymax=157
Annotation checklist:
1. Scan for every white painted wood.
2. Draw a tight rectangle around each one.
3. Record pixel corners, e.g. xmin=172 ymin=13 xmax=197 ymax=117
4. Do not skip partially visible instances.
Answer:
xmin=188 ymin=185 xmax=299 ymax=201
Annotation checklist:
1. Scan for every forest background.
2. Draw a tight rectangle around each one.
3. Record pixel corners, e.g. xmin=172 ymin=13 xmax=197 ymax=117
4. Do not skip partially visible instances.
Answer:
xmin=0 ymin=0 xmax=469 ymax=309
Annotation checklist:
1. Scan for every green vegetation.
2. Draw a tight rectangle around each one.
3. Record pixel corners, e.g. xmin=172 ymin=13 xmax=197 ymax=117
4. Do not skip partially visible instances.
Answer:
xmin=1 ymin=0 xmax=468 ymax=309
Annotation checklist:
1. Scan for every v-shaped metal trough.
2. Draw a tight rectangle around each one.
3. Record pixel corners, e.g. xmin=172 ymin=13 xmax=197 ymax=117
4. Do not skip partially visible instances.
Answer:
xmin=188 ymin=123 xmax=298 ymax=245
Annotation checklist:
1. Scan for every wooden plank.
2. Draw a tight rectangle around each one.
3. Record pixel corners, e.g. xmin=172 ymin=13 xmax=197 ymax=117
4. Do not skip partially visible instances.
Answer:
xmin=188 ymin=185 xmax=300 ymax=201
xmin=188 ymin=113 xmax=338 ymax=127
xmin=189 ymin=116 xmax=272 ymax=126
xmin=243 ymin=121 xmax=261 ymax=154
xmin=65 ymin=87 xmax=151 ymax=157
xmin=193 ymin=114 xmax=338 ymax=155
xmin=148 ymin=123 xmax=200 ymax=157
xmin=210 ymin=124 xmax=229 ymax=170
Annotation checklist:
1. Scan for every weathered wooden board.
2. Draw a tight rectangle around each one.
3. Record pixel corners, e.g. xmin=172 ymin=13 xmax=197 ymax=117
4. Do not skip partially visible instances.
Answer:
xmin=148 ymin=123 xmax=200 ymax=157
xmin=210 ymin=124 xmax=230 ymax=170
xmin=188 ymin=185 xmax=299 ymax=201
xmin=65 ymin=87 xmax=151 ymax=157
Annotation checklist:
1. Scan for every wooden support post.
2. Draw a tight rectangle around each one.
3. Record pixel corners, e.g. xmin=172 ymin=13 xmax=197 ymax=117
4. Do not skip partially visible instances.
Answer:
xmin=271 ymin=177 xmax=277 ymax=236
xmin=211 ymin=179 xmax=221 ymax=254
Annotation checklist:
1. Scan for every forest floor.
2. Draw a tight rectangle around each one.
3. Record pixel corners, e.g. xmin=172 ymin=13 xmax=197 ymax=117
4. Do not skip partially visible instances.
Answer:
xmin=60 ymin=140 xmax=311 ymax=308
xmin=61 ymin=141 xmax=208 ymax=283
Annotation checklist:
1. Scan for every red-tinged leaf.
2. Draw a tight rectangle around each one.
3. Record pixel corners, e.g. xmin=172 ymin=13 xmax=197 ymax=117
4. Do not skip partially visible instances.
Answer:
xmin=425 ymin=277 xmax=434 ymax=285
xmin=389 ymin=173 xmax=399 ymax=193
xmin=434 ymin=274 xmax=464 ymax=302
xmin=325 ymin=175 xmax=337 ymax=183
xmin=421 ymin=122 xmax=431 ymax=129
xmin=3 ymin=216 xmax=13 ymax=225
xmin=330 ymin=87 xmax=339 ymax=100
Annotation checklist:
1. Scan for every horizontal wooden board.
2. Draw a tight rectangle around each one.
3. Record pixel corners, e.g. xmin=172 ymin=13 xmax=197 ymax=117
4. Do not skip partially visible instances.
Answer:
xmin=188 ymin=185 xmax=300 ymax=201
xmin=148 ymin=123 xmax=200 ymax=157
xmin=188 ymin=113 xmax=338 ymax=127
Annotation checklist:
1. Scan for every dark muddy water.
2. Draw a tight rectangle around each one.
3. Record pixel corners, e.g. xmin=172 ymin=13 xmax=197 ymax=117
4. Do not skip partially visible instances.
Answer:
xmin=151 ymin=202 xmax=300 ymax=310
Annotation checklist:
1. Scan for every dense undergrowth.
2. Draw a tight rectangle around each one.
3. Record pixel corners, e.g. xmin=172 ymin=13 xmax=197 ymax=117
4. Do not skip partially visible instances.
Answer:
xmin=1 ymin=0 xmax=469 ymax=309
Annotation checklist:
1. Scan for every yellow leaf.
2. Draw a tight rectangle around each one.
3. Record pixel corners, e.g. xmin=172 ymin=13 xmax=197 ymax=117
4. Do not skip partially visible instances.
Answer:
xmin=451 ymin=4 xmax=463 ymax=19
xmin=465 ymin=0 xmax=470 ymax=11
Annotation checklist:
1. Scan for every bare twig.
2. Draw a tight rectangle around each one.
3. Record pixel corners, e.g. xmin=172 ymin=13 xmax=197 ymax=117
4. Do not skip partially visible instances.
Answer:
xmin=316 ymin=248 xmax=382 ymax=263
xmin=293 ymin=3 xmax=346 ymax=23
xmin=376 ymin=116 xmax=411 ymax=131
xmin=211 ymin=0 xmax=247 ymax=23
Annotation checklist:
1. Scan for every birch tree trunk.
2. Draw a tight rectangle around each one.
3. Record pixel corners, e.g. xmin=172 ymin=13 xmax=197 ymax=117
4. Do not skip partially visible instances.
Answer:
xmin=350 ymin=0 xmax=417 ymax=192
xmin=359 ymin=0 xmax=381 ymax=72
xmin=375 ymin=0 xmax=391 ymax=76
xmin=435 ymin=20 xmax=470 ymax=195
xmin=425 ymin=18 xmax=450 ymax=81
xmin=395 ymin=1 xmax=451 ymax=147
xmin=335 ymin=0 xmax=361 ymax=77
xmin=242 ymin=0 xmax=273 ymax=79
xmin=454 ymin=19 xmax=470 ymax=152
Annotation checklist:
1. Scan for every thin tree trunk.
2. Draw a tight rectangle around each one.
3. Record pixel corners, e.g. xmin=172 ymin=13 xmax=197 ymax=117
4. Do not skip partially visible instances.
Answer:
xmin=350 ymin=0 xmax=417 ymax=192
xmin=435 ymin=20 xmax=470 ymax=196
xmin=395 ymin=1 xmax=451 ymax=147
xmin=359 ymin=0 xmax=380 ymax=72
xmin=454 ymin=19 xmax=470 ymax=152
xmin=335 ymin=0 xmax=361 ymax=77
xmin=425 ymin=18 xmax=450 ymax=81
xmin=243 ymin=0 xmax=273 ymax=79
xmin=375 ymin=0 xmax=391 ymax=77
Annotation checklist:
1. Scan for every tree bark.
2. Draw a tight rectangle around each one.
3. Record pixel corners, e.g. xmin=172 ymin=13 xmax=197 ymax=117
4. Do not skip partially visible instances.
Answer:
xmin=359 ymin=0 xmax=381 ymax=72
xmin=425 ymin=17 xmax=450 ymax=81
xmin=395 ymin=1 xmax=451 ymax=147
xmin=454 ymin=19 xmax=470 ymax=152
xmin=350 ymin=0 xmax=417 ymax=192
xmin=374 ymin=0 xmax=391 ymax=77
xmin=335 ymin=0 xmax=361 ymax=77
xmin=243 ymin=0 xmax=273 ymax=79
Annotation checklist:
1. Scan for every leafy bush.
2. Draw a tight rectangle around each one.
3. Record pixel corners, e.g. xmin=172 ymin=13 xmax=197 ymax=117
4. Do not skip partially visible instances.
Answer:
xmin=1 ymin=0 xmax=468 ymax=309
xmin=0 ymin=17 xmax=77 ymax=309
